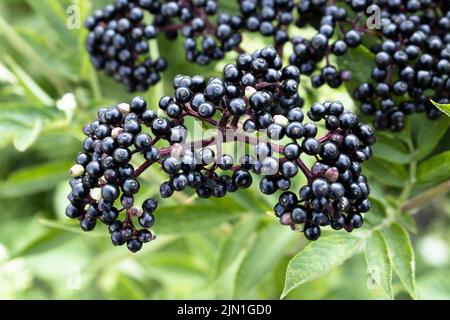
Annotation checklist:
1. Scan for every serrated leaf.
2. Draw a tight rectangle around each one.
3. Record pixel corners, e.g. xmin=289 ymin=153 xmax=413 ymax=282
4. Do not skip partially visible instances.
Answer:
xmin=415 ymin=116 xmax=450 ymax=160
xmin=215 ymin=217 xmax=260 ymax=277
xmin=430 ymin=100 xmax=450 ymax=117
xmin=365 ymin=231 xmax=393 ymax=300
xmin=383 ymin=223 xmax=417 ymax=299
xmin=416 ymin=151 xmax=450 ymax=185
xmin=153 ymin=199 xmax=246 ymax=235
xmin=235 ymin=224 xmax=294 ymax=298
xmin=282 ymin=234 xmax=363 ymax=299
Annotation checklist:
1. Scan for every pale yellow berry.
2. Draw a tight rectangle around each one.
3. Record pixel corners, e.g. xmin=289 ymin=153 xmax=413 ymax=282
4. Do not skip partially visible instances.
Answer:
xmin=117 ymin=103 xmax=130 ymax=114
xmin=69 ymin=164 xmax=85 ymax=177
xmin=90 ymin=188 xmax=102 ymax=201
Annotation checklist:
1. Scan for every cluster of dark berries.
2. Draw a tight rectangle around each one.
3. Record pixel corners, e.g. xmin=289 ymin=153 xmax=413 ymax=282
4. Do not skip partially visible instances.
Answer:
xmin=156 ymin=46 xmax=303 ymax=200
xmin=236 ymin=0 xmax=448 ymax=130
xmin=239 ymin=0 xmax=294 ymax=46
xmin=291 ymin=1 xmax=357 ymax=88
xmin=350 ymin=0 xmax=450 ymax=131
xmin=273 ymin=101 xmax=376 ymax=240
xmin=67 ymin=47 xmax=377 ymax=251
xmin=85 ymin=0 xmax=243 ymax=90
xmin=67 ymin=96 xmax=167 ymax=252
xmin=86 ymin=1 xmax=449 ymax=132
xmin=292 ymin=0 xmax=449 ymax=130
xmin=85 ymin=1 xmax=168 ymax=92
xmin=152 ymin=0 xmax=243 ymax=65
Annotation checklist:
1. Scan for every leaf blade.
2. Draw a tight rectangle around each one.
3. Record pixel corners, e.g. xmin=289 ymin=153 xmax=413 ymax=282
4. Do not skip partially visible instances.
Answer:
xmin=415 ymin=116 xmax=450 ymax=160
xmin=383 ymin=223 xmax=417 ymax=299
xmin=365 ymin=231 xmax=393 ymax=300
xmin=430 ymin=100 xmax=450 ymax=117
xmin=282 ymin=233 xmax=363 ymax=298
xmin=416 ymin=151 xmax=450 ymax=185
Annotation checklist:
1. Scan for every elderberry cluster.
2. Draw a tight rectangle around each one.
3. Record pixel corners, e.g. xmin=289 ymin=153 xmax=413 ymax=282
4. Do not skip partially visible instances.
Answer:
xmin=292 ymin=0 xmax=449 ymax=130
xmin=236 ymin=0 xmax=448 ymax=130
xmin=272 ymin=101 xmax=376 ymax=240
xmin=239 ymin=0 xmax=294 ymax=46
xmin=291 ymin=1 xmax=358 ymax=88
xmin=153 ymin=0 xmax=243 ymax=65
xmin=85 ymin=0 xmax=243 ymax=90
xmin=156 ymin=46 xmax=303 ymax=199
xmin=67 ymin=47 xmax=377 ymax=251
xmin=67 ymin=96 xmax=164 ymax=252
xmin=85 ymin=1 xmax=168 ymax=92
xmin=351 ymin=0 xmax=450 ymax=131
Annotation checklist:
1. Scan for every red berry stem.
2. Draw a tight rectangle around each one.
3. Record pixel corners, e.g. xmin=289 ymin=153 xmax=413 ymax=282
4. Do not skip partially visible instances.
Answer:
xmin=295 ymin=159 xmax=313 ymax=182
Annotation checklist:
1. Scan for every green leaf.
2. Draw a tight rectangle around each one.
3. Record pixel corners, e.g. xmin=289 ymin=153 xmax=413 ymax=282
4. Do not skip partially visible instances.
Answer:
xmin=0 ymin=14 xmax=69 ymax=93
xmin=215 ymin=217 xmax=260 ymax=277
xmin=415 ymin=116 xmax=450 ymax=160
xmin=234 ymin=224 xmax=294 ymax=298
xmin=365 ymin=231 xmax=393 ymax=300
xmin=363 ymin=157 xmax=408 ymax=188
xmin=0 ymin=161 xmax=71 ymax=198
xmin=383 ymin=223 xmax=417 ymax=299
xmin=431 ymin=100 xmax=450 ymax=117
xmin=3 ymin=56 xmax=53 ymax=106
xmin=282 ymin=234 xmax=363 ymax=299
xmin=24 ymin=0 xmax=76 ymax=46
xmin=416 ymin=151 xmax=450 ymax=185
xmin=12 ymin=118 xmax=43 ymax=152
xmin=371 ymin=133 xmax=411 ymax=164
xmin=153 ymin=199 xmax=246 ymax=235
xmin=0 ymin=102 xmax=64 ymax=151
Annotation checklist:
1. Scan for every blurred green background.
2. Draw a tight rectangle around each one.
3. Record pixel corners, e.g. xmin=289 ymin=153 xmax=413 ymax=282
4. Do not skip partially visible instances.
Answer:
xmin=0 ymin=0 xmax=449 ymax=300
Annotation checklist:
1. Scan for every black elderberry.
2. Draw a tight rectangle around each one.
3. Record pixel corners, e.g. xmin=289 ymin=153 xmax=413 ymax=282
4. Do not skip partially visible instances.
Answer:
xmin=229 ymin=98 xmax=247 ymax=115
xmin=260 ymin=176 xmax=277 ymax=195
xmin=304 ymin=224 xmax=321 ymax=241
xmin=127 ymin=239 xmax=143 ymax=253
xmin=66 ymin=205 xmax=82 ymax=219
xmin=160 ymin=181 xmax=174 ymax=198
xmin=111 ymin=231 xmax=126 ymax=246
xmin=232 ymin=169 xmax=253 ymax=188
xmin=139 ymin=212 xmax=155 ymax=228
xmin=286 ymin=122 xmax=304 ymax=139
xmin=163 ymin=157 xmax=181 ymax=175
xmin=283 ymin=143 xmax=301 ymax=160
xmin=302 ymin=138 xmax=321 ymax=155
